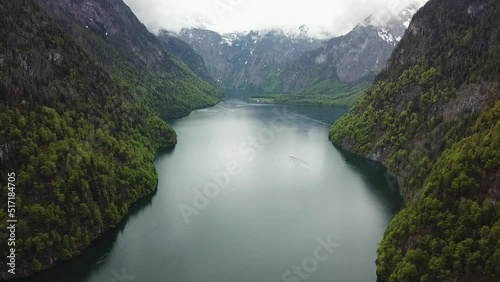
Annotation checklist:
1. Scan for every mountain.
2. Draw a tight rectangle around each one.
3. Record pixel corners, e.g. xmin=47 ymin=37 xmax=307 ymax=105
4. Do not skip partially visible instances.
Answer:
xmin=157 ymin=30 xmax=215 ymax=82
xmin=330 ymin=0 xmax=499 ymax=280
xmin=35 ymin=0 xmax=222 ymax=119
xmin=177 ymin=27 xmax=323 ymax=91
xmin=263 ymin=1 xmax=426 ymax=107
xmin=0 ymin=0 xmax=221 ymax=278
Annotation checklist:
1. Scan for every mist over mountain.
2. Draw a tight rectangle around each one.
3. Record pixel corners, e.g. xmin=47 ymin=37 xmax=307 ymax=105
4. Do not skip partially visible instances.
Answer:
xmin=176 ymin=26 xmax=323 ymax=90
xmin=124 ymin=0 xmax=427 ymax=38
xmin=269 ymin=1 xmax=425 ymax=93
xmin=2 ymin=0 xmax=498 ymax=281
xmin=174 ymin=0 xmax=426 ymax=107
xmin=331 ymin=0 xmax=500 ymax=279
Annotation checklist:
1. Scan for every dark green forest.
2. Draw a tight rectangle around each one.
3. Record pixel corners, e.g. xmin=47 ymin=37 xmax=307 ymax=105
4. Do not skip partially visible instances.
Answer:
xmin=258 ymin=79 xmax=370 ymax=107
xmin=35 ymin=0 xmax=223 ymax=120
xmin=262 ymin=67 xmax=372 ymax=108
xmin=1 ymin=0 xmax=499 ymax=280
xmin=0 ymin=0 xmax=220 ymax=278
xmin=330 ymin=0 xmax=499 ymax=280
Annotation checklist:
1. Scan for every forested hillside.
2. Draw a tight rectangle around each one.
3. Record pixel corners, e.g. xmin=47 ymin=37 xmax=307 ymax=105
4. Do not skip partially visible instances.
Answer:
xmin=157 ymin=30 xmax=215 ymax=83
xmin=261 ymin=1 xmax=424 ymax=107
xmin=35 ymin=0 xmax=222 ymax=119
xmin=0 ymin=0 xmax=219 ymax=278
xmin=330 ymin=0 xmax=499 ymax=280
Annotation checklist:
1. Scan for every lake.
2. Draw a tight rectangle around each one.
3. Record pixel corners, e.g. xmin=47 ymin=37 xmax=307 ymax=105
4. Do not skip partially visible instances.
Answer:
xmin=20 ymin=100 xmax=403 ymax=282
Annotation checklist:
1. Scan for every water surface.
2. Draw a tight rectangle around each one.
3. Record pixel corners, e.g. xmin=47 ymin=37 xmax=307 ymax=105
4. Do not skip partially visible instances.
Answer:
xmin=22 ymin=100 xmax=403 ymax=282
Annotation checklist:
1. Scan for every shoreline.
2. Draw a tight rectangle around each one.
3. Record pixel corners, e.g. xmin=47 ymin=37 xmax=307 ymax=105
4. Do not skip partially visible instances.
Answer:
xmin=4 ymin=97 xmax=223 ymax=281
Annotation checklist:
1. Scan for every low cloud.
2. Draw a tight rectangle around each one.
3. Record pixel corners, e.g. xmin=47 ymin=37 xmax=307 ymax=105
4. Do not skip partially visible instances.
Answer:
xmin=123 ymin=0 xmax=426 ymax=37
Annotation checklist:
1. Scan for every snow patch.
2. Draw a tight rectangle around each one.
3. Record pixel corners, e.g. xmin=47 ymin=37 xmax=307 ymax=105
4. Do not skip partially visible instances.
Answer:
xmin=220 ymin=36 xmax=233 ymax=46
xmin=403 ymin=19 xmax=411 ymax=28
xmin=378 ymin=29 xmax=395 ymax=44
xmin=315 ymin=54 xmax=327 ymax=64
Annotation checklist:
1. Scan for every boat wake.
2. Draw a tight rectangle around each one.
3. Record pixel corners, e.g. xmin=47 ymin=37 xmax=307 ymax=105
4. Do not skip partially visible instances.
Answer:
xmin=294 ymin=114 xmax=331 ymax=126
xmin=290 ymin=155 xmax=310 ymax=170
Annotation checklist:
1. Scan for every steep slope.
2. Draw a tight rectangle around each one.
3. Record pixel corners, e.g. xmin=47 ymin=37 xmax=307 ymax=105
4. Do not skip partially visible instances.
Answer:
xmin=0 ymin=0 xmax=176 ymax=278
xmin=178 ymin=27 xmax=322 ymax=91
xmin=157 ymin=30 xmax=215 ymax=82
xmin=330 ymin=0 xmax=499 ymax=280
xmin=35 ymin=0 xmax=222 ymax=119
xmin=264 ymin=1 xmax=425 ymax=106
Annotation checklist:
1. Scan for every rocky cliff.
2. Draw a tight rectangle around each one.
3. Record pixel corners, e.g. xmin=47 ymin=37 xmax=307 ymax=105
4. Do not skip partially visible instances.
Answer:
xmin=267 ymin=1 xmax=426 ymax=99
xmin=177 ymin=27 xmax=322 ymax=91
xmin=36 ymin=0 xmax=222 ymax=119
xmin=0 ymin=0 xmax=221 ymax=278
xmin=330 ymin=0 xmax=499 ymax=280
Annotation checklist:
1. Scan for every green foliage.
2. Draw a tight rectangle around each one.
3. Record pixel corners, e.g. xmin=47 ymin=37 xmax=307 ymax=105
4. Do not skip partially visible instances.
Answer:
xmin=261 ymin=61 xmax=373 ymax=108
xmin=259 ymin=80 xmax=370 ymax=108
xmin=377 ymin=107 xmax=500 ymax=281
xmin=330 ymin=0 xmax=500 ymax=280
xmin=32 ymin=259 xmax=42 ymax=273
xmin=0 ymin=0 xmax=219 ymax=276
xmin=35 ymin=0 xmax=223 ymax=119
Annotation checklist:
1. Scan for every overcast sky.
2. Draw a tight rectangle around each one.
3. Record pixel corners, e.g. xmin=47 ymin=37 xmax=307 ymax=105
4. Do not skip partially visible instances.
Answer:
xmin=123 ymin=0 xmax=425 ymax=37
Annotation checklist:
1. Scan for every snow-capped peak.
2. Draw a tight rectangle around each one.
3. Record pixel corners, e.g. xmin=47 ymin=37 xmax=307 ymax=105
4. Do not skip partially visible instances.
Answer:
xmin=215 ymin=27 xmax=323 ymax=47
xmin=359 ymin=0 xmax=428 ymax=45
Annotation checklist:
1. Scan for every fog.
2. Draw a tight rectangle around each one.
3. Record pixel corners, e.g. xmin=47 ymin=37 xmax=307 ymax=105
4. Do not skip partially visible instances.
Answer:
xmin=123 ymin=0 xmax=427 ymax=37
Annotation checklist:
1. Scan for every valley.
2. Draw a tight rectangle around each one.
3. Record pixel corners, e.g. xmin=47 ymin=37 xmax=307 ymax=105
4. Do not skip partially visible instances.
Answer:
xmin=0 ymin=0 xmax=498 ymax=281
xmin=175 ymin=1 xmax=426 ymax=107
xmin=16 ymin=101 xmax=404 ymax=282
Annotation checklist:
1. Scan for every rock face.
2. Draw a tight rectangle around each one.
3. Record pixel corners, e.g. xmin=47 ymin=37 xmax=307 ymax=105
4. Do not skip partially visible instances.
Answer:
xmin=330 ymin=0 xmax=500 ymax=280
xmin=157 ymin=30 xmax=214 ymax=82
xmin=177 ymin=27 xmax=323 ymax=90
xmin=36 ymin=0 xmax=181 ymax=73
xmin=0 ymin=0 xmax=221 ymax=279
xmin=272 ymin=1 xmax=425 ymax=95
xmin=175 ymin=1 xmax=425 ymax=100
xmin=36 ymin=0 xmax=222 ymax=119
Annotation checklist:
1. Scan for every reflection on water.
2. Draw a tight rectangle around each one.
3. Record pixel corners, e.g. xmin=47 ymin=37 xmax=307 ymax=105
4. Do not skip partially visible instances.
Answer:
xmin=19 ymin=100 xmax=403 ymax=282
xmin=18 ymin=190 xmax=157 ymax=282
